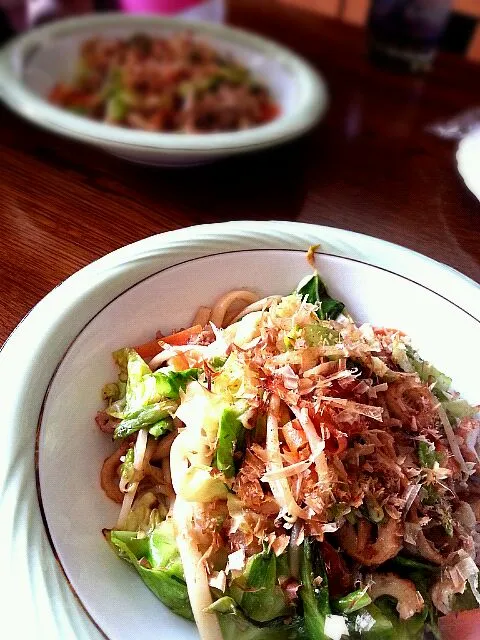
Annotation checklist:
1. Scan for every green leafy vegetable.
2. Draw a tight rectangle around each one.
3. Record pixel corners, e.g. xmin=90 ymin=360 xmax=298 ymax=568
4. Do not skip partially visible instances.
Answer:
xmin=392 ymin=562 xmax=440 ymax=639
xmin=209 ymin=356 xmax=227 ymax=372
xmin=296 ymin=273 xmax=345 ymax=320
xmin=101 ymin=67 xmax=124 ymax=99
xmin=108 ymin=523 xmax=193 ymax=620
xmin=389 ymin=554 xmax=438 ymax=573
xmin=207 ymin=597 xmax=304 ymax=640
xmin=304 ymin=324 xmax=340 ymax=347
xmin=300 ymin=538 xmax=330 ymax=640
xmin=420 ymin=483 xmax=439 ymax=506
xmin=102 ymin=382 xmax=121 ymax=402
xmin=405 ymin=346 xmax=451 ymax=401
xmin=106 ymin=348 xmax=198 ymax=438
xmin=452 ymin=582 xmax=480 ymax=612
xmin=439 ymin=505 xmax=454 ymax=537
xmin=179 ymin=464 xmax=228 ymax=502
xmin=417 ymin=441 xmax=441 ymax=468
xmin=443 ymin=399 xmax=478 ymax=421
xmin=374 ymin=596 xmax=427 ymax=640
xmin=148 ymin=417 xmax=174 ymax=438
xmin=154 ymin=368 xmax=200 ymax=399
xmin=106 ymin=94 xmax=128 ymax=121
xmin=113 ymin=401 xmax=177 ymax=439
xmin=120 ymin=447 xmax=134 ymax=483
xmin=234 ymin=548 xmax=289 ymax=622
xmin=107 ymin=348 xmax=156 ymax=417
xmin=107 ymin=348 xmax=198 ymax=421
xmin=347 ymin=603 xmax=394 ymax=639
xmin=333 ymin=589 xmax=372 ymax=614
xmin=214 ymin=408 xmax=244 ymax=478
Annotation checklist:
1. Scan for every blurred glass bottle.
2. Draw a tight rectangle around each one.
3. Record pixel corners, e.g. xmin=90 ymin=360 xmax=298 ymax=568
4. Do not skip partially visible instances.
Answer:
xmin=367 ymin=0 xmax=453 ymax=72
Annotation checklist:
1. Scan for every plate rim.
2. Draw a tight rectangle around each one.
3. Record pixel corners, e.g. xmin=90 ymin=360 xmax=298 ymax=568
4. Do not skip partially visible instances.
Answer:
xmin=1 ymin=220 xmax=479 ymax=640
xmin=0 ymin=13 xmax=327 ymax=153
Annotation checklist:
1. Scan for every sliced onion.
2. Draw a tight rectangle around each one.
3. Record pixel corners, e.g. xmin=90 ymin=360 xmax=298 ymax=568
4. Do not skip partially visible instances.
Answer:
xmin=402 ymin=484 xmax=422 ymax=518
xmin=265 ymin=395 xmax=305 ymax=520
xmin=116 ymin=483 xmax=138 ymax=529
xmin=116 ymin=428 xmax=149 ymax=529
xmin=173 ymin=498 xmax=223 ymax=640
xmin=290 ymin=405 xmax=328 ymax=482
xmin=262 ymin=459 xmax=311 ymax=481
xmin=438 ymin=404 xmax=470 ymax=476
xmin=133 ymin=427 xmax=149 ymax=471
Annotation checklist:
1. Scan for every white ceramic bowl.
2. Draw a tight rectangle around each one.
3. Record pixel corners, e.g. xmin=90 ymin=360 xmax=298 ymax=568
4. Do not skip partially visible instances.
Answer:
xmin=0 ymin=14 xmax=327 ymax=166
xmin=457 ymin=128 xmax=480 ymax=202
xmin=1 ymin=221 xmax=479 ymax=639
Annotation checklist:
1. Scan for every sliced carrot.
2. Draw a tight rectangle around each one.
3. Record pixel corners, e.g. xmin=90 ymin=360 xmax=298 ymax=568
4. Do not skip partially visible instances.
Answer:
xmin=169 ymin=353 xmax=190 ymax=371
xmin=282 ymin=448 xmax=300 ymax=464
xmin=282 ymin=419 xmax=308 ymax=453
xmin=134 ymin=338 xmax=163 ymax=360
xmin=161 ymin=324 xmax=203 ymax=346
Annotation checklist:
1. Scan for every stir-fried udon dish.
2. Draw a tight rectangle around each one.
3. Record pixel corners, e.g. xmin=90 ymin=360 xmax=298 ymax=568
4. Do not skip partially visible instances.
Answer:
xmin=97 ymin=261 xmax=480 ymax=640
xmin=49 ymin=32 xmax=279 ymax=133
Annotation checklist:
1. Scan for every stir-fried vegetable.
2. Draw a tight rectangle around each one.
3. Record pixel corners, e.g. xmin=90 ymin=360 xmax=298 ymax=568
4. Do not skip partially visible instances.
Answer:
xmin=333 ymin=589 xmax=372 ymax=614
xmin=49 ymin=32 xmax=279 ymax=134
xmin=208 ymin=597 xmax=304 ymax=640
xmin=213 ymin=408 xmax=244 ymax=478
xmin=114 ymin=402 xmax=176 ymax=439
xmin=300 ymin=539 xmax=330 ymax=640
xmin=107 ymin=523 xmax=193 ymax=620
xmin=296 ymin=272 xmax=345 ymax=320
xmin=96 ymin=264 xmax=480 ymax=640
xmin=105 ymin=349 xmax=198 ymax=438
xmin=232 ymin=548 xmax=290 ymax=622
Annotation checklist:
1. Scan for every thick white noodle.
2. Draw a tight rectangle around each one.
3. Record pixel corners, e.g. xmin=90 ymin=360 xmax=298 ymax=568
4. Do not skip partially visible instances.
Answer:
xmin=170 ymin=431 xmax=222 ymax=640
xmin=192 ymin=306 xmax=211 ymax=327
xmin=210 ymin=290 xmax=259 ymax=328
xmin=230 ymin=295 xmax=282 ymax=323
xmin=173 ymin=498 xmax=223 ymax=640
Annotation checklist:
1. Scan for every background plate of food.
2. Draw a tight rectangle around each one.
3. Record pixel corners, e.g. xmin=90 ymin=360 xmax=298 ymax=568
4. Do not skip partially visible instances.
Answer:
xmin=0 ymin=221 xmax=479 ymax=640
xmin=0 ymin=14 xmax=327 ymax=165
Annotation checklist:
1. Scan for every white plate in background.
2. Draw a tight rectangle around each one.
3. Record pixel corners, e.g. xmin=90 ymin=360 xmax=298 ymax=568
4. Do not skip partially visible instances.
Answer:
xmin=0 ymin=14 xmax=327 ymax=166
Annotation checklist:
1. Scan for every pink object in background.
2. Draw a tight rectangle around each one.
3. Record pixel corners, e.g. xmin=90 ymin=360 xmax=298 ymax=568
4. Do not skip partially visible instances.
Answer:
xmin=119 ymin=0 xmax=202 ymax=12
xmin=117 ymin=0 xmax=225 ymax=21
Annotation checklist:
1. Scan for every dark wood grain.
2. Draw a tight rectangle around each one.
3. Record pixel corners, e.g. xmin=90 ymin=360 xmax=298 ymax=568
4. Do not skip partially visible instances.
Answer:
xmin=1 ymin=0 xmax=479 ymax=346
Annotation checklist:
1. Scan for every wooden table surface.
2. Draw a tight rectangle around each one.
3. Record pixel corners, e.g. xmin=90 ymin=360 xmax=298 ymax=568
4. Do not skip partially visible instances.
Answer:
xmin=1 ymin=0 xmax=479 ymax=346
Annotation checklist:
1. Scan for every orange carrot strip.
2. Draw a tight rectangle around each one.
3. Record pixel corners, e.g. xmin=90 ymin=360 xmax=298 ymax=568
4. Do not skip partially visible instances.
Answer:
xmin=282 ymin=419 xmax=308 ymax=453
xmin=134 ymin=339 xmax=163 ymax=360
xmin=169 ymin=353 xmax=190 ymax=371
xmin=161 ymin=325 xmax=203 ymax=346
